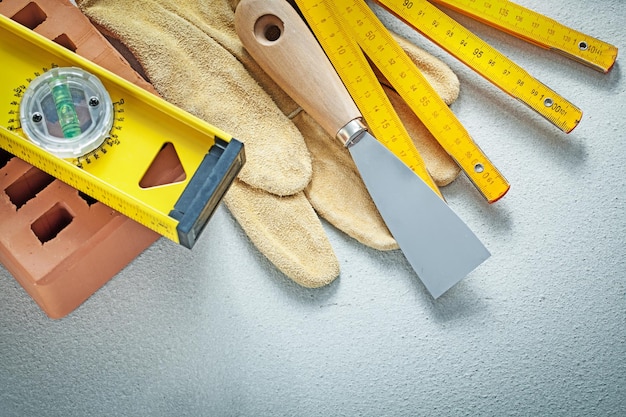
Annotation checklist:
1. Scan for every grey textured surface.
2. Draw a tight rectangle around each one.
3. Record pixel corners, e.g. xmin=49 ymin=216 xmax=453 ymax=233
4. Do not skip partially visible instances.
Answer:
xmin=1 ymin=0 xmax=625 ymax=416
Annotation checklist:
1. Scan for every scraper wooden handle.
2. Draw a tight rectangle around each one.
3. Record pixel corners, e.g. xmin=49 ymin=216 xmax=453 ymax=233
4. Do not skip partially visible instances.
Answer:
xmin=235 ymin=0 xmax=362 ymax=139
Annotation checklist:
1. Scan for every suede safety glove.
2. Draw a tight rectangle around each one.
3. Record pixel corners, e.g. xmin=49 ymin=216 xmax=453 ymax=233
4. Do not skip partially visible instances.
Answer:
xmin=77 ymin=0 xmax=461 ymax=287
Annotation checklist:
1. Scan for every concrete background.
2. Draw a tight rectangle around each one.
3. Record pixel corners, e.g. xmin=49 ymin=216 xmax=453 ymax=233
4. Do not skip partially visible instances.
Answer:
xmin=1 ymin=0 xmax=624 ymax=415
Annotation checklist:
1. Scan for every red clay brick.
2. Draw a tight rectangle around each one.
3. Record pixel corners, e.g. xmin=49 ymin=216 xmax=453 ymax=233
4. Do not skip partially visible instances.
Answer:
xmin=0 ymin=0 xmax=162 ymax=318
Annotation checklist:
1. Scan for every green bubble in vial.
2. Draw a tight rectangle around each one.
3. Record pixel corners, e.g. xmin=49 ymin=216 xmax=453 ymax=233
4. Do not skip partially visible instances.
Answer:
xmin=51 ymin=80 xmax=82 ymax=138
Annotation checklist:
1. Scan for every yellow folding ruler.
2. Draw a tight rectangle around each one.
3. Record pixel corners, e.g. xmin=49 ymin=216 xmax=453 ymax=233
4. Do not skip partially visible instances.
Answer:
xmin=428 ymin=0 xmax=618 ymax=73
xmin=0 ymin=15 xmax=245 ymax=248
xmin=294 ymin=0 xmax=510 ymax=203
xmin=374 ymin=0 xmax=615 ymax=133
xmin=297 ymin=1 xmax=442 ymax=198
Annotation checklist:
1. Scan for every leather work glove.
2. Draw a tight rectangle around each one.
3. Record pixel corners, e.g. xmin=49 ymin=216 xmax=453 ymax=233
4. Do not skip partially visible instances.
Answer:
xmin=77 ymin=0 xmax=461 ymax=288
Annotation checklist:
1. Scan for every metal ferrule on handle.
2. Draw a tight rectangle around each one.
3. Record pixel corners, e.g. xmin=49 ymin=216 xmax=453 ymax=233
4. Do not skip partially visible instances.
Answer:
xmin=337 ymin=119 xmax=368 ymax=148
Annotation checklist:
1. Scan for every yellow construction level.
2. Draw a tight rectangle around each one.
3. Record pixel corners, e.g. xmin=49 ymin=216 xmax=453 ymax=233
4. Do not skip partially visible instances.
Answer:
xmin=0 ymin=15 xmax=245 ymax=248
xmin=429 ymin=0 xmax=618 ymax=73
xmin=295 ymin=0 xmax=510 ymax=203
xmin=374 ymin=0 xmax=591 ymax=133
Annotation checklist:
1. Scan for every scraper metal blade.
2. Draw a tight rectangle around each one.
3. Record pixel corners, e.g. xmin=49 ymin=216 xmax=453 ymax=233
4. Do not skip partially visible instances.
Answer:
xmin=349 ymin=132 xmax=490 ymax=298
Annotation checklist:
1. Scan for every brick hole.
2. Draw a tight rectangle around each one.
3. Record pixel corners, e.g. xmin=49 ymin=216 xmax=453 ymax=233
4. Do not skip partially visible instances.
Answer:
xmin=139 ymin=142 xmax=186 ymax=188
xmin=31 ymin=203 xmax=74 ymax=244
xmin=78 ymin=191 xmax=99 ymax=207
xmin=11 ymin=2 xmax=47 ymax=30
xmin=53 ymin=33 xmax=77 ymax=52
xmin=5 ymin=167 xmax=55 ymax=210
xmin=0 ymin=148 xmax=12 ymax=170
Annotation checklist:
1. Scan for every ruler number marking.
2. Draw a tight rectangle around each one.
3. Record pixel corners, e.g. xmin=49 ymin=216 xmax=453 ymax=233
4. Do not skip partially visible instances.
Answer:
xmin=301 ymin=0 xmax=510 ymax=201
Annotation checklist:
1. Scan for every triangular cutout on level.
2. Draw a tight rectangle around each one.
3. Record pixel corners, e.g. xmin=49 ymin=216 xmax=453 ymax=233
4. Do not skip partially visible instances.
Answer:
xmin=139 ymin=142 xmax=187 ymax=188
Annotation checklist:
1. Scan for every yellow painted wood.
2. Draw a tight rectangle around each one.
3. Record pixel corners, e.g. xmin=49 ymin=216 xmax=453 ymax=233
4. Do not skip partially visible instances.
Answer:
xmin=297 ymin=0 xmax=510 ymax=202
xmin=430 ymin=0 xmax=618 ymax=73
xmin=376 ymin=0 xmax=584 ymax=133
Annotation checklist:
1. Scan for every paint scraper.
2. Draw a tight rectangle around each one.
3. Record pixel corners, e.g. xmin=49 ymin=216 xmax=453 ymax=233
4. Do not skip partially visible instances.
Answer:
xmin=234 ymin=0 xmax=490 ymax=298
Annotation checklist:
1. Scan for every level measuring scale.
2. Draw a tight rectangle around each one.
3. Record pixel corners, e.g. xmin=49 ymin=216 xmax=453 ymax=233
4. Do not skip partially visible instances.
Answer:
xmin=19 ymin=67 xmax=114 ymax=159
xmin=1 ymin=15 xmax=245 ymax=248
